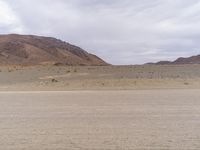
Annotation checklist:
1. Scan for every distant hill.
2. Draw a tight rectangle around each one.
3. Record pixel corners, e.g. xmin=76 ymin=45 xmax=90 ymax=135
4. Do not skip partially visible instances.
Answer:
xmin=0 ymin=34 xmax=108 ymax=65
xmin=148 ymin=55 xmax=200 ymax=65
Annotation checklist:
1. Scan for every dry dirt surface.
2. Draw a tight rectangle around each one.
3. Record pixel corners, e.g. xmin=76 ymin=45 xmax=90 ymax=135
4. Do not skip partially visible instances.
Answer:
xmin=0 ymin=90 xmax=200 ymax=150
xmin=1 ymin=64 xmax=200 ymax=90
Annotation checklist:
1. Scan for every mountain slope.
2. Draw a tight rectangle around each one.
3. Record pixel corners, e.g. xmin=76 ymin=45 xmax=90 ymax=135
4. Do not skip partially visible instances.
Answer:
xmin=150 ymin=54 xmax=200 ymax=65
xmin=0 ymin=34 xmax=107 ymax=65
xmin=173 ymin=55 xmax=200 ymax=64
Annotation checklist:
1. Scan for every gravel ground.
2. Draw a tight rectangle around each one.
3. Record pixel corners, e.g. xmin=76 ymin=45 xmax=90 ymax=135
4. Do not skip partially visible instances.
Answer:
xmin=0 ymin=90 xmax=200 ymax=149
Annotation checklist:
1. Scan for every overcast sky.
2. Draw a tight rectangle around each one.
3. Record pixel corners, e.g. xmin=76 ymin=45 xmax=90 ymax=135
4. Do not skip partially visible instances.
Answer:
xmin=0 ymin=0 xmax=200 ymax=64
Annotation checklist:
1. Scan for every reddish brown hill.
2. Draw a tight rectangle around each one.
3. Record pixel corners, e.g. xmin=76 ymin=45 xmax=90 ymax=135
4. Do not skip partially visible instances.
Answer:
xmin=149 ymin=55 xmax=200 ymax=65
xmin=0 ymin=34 xmax=108 ymax=65
xmin=172 ymin=55 xmax=200 ymax=64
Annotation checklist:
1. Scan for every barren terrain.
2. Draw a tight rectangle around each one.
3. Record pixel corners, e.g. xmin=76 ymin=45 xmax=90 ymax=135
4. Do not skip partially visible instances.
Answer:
xmin=1 ymin=65 xmax=200 ymax=149
xmin=1 ymin=90 xmax=200 ymax=150
xmin=0 ymin=34 xmax=107 ymax=66
xmin=0 ymin=64 xmax=200 ymax=90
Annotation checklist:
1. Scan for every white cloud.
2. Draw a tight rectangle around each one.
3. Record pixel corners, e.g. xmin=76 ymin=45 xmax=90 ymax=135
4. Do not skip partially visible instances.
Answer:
xmin=1 ymin=0 xmax=200 ymax=64
xmin=0 ymin=0 xmax=23 ymax=33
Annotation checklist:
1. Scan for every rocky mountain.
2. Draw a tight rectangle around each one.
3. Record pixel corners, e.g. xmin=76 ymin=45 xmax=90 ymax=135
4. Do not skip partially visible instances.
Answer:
xmin=172 ymin=55 xmax=200 ymax=64
xmin=149 ymin=54 xmax=200 ymax=65
xmin=0 ymin=34 xmax=107 ymax=65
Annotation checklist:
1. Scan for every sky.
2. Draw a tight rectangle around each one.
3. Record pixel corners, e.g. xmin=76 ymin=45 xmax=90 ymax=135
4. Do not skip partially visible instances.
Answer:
xmin=0 ymin=0 xmax=200 ymax=64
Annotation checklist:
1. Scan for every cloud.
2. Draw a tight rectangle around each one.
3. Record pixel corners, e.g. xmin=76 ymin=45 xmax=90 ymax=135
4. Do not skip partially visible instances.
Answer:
xmin=1 ymin=0 xmax=200 ymax=64
xmin=0 ymin=0 xmax=23 ymax=33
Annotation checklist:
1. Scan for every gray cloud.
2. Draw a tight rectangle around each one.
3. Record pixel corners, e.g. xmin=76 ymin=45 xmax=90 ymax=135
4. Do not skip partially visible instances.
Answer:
xmin=1 ymin=0 xmax=200 ymax=64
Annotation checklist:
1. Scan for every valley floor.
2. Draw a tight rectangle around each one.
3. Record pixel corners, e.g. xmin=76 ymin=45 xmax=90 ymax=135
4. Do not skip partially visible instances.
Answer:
xmin=0 ymin=64 xmax=200 ymax=90
xmin=0 ymin=90 xmax=200 ymax=150
xmin=1 ymin=65 xmax=200 ymax=149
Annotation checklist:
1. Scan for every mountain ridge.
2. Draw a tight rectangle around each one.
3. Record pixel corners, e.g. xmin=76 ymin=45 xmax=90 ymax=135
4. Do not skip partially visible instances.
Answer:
xmin=148 ymin=54 xmax=200 ymax=65
xmin=0 ymin=34 xmax=108 ymax=66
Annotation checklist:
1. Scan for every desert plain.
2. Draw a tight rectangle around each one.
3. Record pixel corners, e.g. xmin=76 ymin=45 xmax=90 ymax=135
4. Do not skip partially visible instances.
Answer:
xmin=0 ymin=64 xmax=200 ymax=90
xmin=1 ymin=64 xmax=200 ymax=149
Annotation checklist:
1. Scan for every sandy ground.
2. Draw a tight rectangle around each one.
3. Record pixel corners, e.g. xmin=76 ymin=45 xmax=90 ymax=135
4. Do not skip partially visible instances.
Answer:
xmin=1 ymin=65 xmax=200 ymax=149
xmin=0 ymin=64 xmax=200 ymax=90
xmin=0 ymin=90 xmax=200 ymax=150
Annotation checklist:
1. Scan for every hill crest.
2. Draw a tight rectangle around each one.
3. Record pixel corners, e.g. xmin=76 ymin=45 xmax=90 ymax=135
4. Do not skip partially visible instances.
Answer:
xmin=148 ymin=54 xmax=200 ymax=65
xmin=0 ymin=34 xmax=108 ymax=66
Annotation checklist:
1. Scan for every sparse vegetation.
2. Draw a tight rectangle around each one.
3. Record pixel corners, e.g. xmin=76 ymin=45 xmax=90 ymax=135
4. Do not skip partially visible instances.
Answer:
xmin=74 ymin=69 xmax=77 ymax=73
xmin=51 ymin=78 xmax=58 ymax=83
xmin=0 ymin=65 xmax=199 ymax=90
xmin=184 ymin=82 xmax=189 ymax=85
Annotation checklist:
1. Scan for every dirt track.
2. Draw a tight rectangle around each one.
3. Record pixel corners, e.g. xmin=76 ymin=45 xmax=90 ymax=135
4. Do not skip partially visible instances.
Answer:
xmin=0 ymin=90 xmax=200 ymax=149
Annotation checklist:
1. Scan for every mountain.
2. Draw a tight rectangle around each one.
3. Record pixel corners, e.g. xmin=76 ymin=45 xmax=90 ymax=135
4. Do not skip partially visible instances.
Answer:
xmin=0 ymin=34 xmax=108 ymax=66
xmin=149 ymin=54 xmax=200 ymax=65
xmin=172 ymin=55 xmax=200 ymax=64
